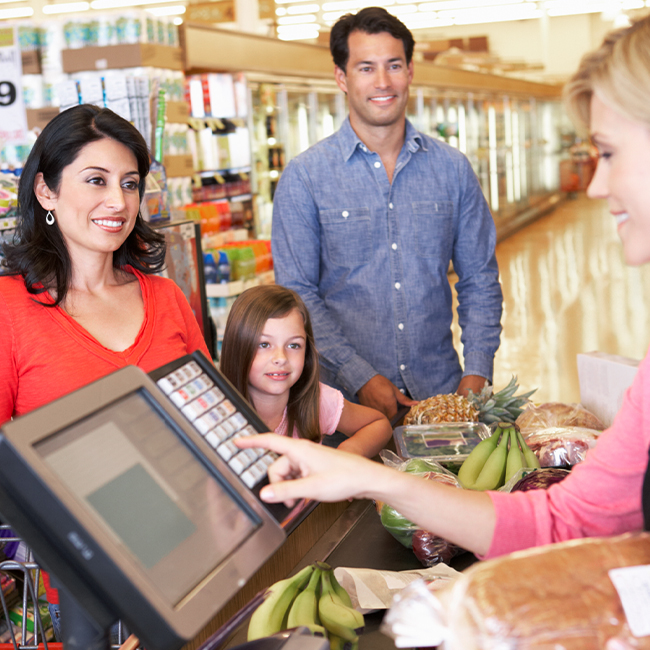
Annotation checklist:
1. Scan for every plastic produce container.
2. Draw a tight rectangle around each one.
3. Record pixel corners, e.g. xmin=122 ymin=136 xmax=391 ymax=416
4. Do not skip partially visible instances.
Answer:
xmin=393 ymin=422 xmax=491 ymax=471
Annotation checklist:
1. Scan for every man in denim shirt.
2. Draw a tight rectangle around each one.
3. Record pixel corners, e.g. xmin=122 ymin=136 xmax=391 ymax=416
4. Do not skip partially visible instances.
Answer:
xmin=272 ymin=7 xmax=503 ymax=419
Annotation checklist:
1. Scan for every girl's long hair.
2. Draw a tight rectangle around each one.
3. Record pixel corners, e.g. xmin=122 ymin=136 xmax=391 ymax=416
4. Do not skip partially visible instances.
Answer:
xmin=220 ymin=284 xmax=321 ymax=442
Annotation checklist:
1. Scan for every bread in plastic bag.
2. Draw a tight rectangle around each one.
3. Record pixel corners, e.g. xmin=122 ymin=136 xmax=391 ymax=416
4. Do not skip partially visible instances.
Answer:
xmin=524 ymin=426 xmax=600 ymax=467
xmin=516 ymin=402 xmax=605 ymax=435
xmin=381 ymin=532 xmax=650 ymax=649
xmin=376 ymin=451 xmax=464 ymax=565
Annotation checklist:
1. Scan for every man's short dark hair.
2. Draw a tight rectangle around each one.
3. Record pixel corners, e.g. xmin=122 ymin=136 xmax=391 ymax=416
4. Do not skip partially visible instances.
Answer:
xmin=330 ymin=7 xmax=415 ymax=72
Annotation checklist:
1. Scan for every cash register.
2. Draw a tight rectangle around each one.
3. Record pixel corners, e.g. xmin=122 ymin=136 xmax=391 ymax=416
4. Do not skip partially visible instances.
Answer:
xmin=0 ymin=353 xmax=328 ymax=650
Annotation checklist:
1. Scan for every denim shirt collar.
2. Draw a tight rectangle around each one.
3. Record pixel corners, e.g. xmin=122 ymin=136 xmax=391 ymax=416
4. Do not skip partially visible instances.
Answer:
xmin=337 ymin=116 xmax=428 ymax=162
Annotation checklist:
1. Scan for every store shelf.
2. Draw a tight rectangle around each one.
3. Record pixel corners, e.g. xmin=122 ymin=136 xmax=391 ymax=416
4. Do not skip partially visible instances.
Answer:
xmin=61 ymin=43 xmax=183 ymax=73
xmin=0 ymin=216 xmax=16 ymax=231
xmin=205 ymin=270 xmax=274 ymax=298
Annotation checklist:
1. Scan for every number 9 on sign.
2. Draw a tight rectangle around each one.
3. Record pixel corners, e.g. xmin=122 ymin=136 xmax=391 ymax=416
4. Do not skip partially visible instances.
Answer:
xmin=0 ymin=81 xmax=16 ymax=106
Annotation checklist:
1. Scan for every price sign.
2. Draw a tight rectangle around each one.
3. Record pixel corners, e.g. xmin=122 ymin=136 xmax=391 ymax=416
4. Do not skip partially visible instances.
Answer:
xmin=0 ymin=27 xmax=27 ymax=145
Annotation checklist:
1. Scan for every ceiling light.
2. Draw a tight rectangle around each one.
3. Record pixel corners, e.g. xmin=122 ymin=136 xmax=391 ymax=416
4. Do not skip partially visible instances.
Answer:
xmin=543 ymin=0 xmax=605 ymax=16
xmin=42 ymin=1 xmax=89 ymax=13
xmin=275 ymin=6 xmax=287 ymax=13
xmin=438 ymin=2 xmax=540 ymax=23
xmin=391 ymin=3 xmax=417 ymax=12
xmin=146 ymin=4 xmax=185 ymax=15
xmin=322 ymin=10 xmax=347 ymax=20
xmin=286 ymin=3 xmax=320 ymax=12
xmin=322 ymin=0 xmax=361 ymax=10
xmin=418 ymin=0 xmax=523 ymax=8
xmin=278 ymin=13 xmax=316 ymax=22
xmin=401 ymin=14 xmax=454 ymax=28
xmin=0 ymin=6 xmax=32 ymax=17
xmin=277 ymin=24 xmax=320 ymax=39
xmin=92 ymin=0 xmax=187 ymax=7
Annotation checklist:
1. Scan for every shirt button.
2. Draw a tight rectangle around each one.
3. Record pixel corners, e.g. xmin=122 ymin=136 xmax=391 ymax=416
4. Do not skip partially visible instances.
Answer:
xmin=399 ymin=388 xmax=405 ymax=394
xmin=398 ymin=323 xmax=404 ymax=330
xmin=342 ymin=211 xmax=349 ymax=218
xmin=389 ymin=203 xmax=394 ymax=209
xmin=361 ymin=145 xmax=367 ymax=151
xmin=395 ymin=282 xmax=401 ymax=290
xmin=400 ymin=364 xmax=406 ymax=371
xmin=392 ymin=243 xmax=397 ymax=250
xmin=374 ymin=161 xmax=381 ymax=168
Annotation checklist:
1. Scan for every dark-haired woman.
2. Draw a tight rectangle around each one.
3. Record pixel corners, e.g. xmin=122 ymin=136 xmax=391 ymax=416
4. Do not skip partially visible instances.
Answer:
xmin=0 ymin=104 xmax=210 ymax=634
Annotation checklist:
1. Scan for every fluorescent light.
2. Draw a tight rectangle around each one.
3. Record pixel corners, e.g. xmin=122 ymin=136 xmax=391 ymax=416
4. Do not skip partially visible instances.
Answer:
xmin=544 ymin=0 xmax=605 ymax=16
xmin=146 ymin=3 xmax=185 ymax=14
xmin=287 ymin=2 xmax=320 ymax=12
xmin=322 ymin=0 xmax=362 ymax=10
xmin=275 ymin=6 xmax=287 ymax=13
xmin=323 ymin=10 xmax=348 ymax=20
xmin=172 ymin=15 xmax=182 ymax=23
xmin=278 ymin=13 xmax=316 ymax=22
xmin=277 ymin=24 xmax=320 ymax=39
xmin=401 ymin=15 xmax=454 ymax=28
xmin=91 ymin=0 xmax=184 ymax=7
xmin=438 ymin=3 xmax=541 ymax=23
xmin=0 ymin=6 xmax=32 ymax=17
xmin=391 ymin=3 xmax=417 ymax=12
xmin=42 ymin=1 xmax=89 ymax=13
xmin=419 ymin=0 xmax=523 ymax=7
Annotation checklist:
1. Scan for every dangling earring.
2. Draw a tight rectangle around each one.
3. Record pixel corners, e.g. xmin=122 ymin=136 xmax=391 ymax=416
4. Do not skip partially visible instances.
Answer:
xmin=45 ymin=210 xmax=55 ymax=226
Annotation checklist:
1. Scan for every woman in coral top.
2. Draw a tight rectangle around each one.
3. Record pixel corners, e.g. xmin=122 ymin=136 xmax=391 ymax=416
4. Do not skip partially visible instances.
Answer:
xmin=0 ymin=104 xmax=210 ymax=639
xmin=237 ymin=15 xmax=650 ymax=558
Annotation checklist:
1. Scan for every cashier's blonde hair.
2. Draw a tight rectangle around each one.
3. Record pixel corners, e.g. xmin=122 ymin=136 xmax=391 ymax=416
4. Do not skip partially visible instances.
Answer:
xmin=220 ymin=285 xmax=321 ymax=442
xmin=564 ymin=14 xmax=650 ymax=133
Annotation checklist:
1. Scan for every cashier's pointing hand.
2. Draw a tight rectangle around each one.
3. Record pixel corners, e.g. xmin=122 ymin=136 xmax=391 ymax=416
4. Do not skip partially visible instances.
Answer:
xmin=234 ymin=434 xmax=496 ymax=557
xmin=235 ymin=435 xmax=383 ymax=508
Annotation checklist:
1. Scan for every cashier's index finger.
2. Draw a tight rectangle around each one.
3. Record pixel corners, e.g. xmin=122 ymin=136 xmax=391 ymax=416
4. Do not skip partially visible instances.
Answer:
xmin=235 ymin=433 xmax=302 ymax=454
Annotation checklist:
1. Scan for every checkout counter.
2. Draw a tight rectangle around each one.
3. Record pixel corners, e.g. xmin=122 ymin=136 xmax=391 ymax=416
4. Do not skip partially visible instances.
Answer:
xmin=0 ymin=355 xmax=473 ymax=650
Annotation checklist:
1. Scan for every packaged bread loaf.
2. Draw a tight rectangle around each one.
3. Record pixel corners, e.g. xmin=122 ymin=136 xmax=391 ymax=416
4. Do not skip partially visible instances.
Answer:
xmin=439 ymin=532 xmax=650 ymax=649
xmin=516 ymin=402 xmax=605 ymax=435
xmin=382 ymin=532 xmax=650 ymax=649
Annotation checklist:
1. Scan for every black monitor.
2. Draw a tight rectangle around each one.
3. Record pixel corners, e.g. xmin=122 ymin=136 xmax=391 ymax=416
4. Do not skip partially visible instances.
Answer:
xmin=0 ymin=365 xmax=286 ymax=650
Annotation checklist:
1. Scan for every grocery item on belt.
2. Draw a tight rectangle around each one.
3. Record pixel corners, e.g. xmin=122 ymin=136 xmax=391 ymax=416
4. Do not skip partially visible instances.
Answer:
xmin=516 ymin=401 xmax=605 ymax=435
xmin=403 ymin=376 xmax=536 ymax=426
xmin=524 ymin=426 xmax=601 ymax=467
xmin=382 ymin=532 xmax=650 ymax=650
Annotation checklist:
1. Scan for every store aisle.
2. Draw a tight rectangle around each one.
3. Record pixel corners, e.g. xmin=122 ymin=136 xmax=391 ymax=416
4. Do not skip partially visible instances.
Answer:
xmin=452 ymin=194 xmax=650 ymax=403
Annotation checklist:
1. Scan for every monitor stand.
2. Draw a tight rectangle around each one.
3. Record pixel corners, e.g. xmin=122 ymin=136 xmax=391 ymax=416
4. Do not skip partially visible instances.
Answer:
xmin=58 ymin=585 xmax=111 ymax=650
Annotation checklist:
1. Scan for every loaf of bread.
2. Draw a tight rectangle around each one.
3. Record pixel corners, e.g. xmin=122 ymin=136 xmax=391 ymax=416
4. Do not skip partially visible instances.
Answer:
xmin=436 ymin=532 xmax=650 ymax=650
xmin=516 ymin=402 xmax=605 ymax=434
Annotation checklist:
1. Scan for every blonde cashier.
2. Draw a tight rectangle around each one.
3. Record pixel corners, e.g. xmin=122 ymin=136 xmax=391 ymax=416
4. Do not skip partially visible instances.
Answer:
xmin=220 ymin=285 xmax=393 ymax=458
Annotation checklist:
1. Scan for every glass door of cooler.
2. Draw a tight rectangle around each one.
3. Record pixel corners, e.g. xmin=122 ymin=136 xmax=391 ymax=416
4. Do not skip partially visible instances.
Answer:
xmin=315 ymin=89 xmax=346 ymax=142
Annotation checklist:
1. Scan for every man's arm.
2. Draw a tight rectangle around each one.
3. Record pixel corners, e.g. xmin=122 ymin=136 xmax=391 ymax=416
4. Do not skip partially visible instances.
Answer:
xmin=271 ymin=160 xmax=379 ymax=397
xmin=451 ymin=155 xmax=504 ymax=384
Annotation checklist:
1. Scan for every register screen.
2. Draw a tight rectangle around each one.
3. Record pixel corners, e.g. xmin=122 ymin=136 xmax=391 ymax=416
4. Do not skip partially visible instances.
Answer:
xmin=35 ymin=390 xmax=259 ymax=607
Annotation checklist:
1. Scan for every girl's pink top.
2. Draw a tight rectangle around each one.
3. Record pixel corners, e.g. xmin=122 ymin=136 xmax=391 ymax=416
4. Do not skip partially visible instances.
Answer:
xmin=274 ymin=382 xmax=344 ymax=440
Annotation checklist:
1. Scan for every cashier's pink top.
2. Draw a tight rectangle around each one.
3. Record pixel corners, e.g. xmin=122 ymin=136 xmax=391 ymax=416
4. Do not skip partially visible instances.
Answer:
xmin=274 ymin=382 xmax=344 ymax=440
xmin=484 ymin=345 xmax=650 ymax=559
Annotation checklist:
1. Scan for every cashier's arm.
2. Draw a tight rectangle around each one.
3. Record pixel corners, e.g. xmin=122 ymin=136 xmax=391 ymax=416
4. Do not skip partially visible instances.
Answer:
xmin=235 ymin=434 xmax=496 ymax=557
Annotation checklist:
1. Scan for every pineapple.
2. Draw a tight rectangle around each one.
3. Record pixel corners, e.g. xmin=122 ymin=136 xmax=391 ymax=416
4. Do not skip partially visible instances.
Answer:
xmin=403 ymin=376 xmax=536 ymax=426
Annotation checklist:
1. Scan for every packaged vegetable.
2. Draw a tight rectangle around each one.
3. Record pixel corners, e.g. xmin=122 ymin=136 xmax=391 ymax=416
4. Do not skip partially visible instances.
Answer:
xmin=376 ymin=452 xmax=464 ymax=565
xmin=524 ymin=426 xmax=600 ymax=467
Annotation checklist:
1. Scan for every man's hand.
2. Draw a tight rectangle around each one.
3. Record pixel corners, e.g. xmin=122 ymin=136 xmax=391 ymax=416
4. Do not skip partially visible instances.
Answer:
xmin=357 ymin=375 xmax=417 ymax=419
xmin=457 ymin=375 xmax=489 ymax=398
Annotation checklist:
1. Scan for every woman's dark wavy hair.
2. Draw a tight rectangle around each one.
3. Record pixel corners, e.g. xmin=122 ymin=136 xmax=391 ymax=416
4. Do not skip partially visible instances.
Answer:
xmin=330 ymin=6 xmax=415 ymax=72
xmin=1 ymin=104 xmax=165 ymax=307
xmin=220 ymin=284 xmax=321 ymax=442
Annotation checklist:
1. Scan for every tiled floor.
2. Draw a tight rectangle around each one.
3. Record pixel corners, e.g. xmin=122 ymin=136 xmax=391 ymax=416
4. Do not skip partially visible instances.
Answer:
xmin=451 ymin=194 xmax=650 ymax=403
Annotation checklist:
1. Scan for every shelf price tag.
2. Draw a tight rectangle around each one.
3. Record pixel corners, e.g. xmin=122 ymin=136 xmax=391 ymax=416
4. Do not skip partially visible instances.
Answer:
xmin=0 ymin=26 xmax=27 ymax=145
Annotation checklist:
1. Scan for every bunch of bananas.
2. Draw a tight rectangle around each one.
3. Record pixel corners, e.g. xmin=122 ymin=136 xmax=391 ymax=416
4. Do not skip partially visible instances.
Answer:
xmin=458 ymin=422 xmax=540 ymax=490
xmin=247 ymin=562 xmax=364 ymax=649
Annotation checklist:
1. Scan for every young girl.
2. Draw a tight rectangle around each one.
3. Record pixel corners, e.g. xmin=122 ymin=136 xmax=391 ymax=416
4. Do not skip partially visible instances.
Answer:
xmin=220 ymin=284 xmax=392 ymax=458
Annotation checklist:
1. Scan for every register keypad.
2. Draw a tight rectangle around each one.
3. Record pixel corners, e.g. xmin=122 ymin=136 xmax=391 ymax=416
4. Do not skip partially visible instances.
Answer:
xmin=156 ymin=361 xmax=276 ymax=489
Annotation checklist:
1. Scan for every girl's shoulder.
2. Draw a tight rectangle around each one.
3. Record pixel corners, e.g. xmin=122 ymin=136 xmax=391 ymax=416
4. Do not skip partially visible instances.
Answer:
xmin=318 ymin=382 xmax=344 ymax=434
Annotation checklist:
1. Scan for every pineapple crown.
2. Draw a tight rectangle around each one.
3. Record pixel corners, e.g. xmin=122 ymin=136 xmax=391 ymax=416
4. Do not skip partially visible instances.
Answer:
xmin=466 ymin=375 xmax=537 ymax=425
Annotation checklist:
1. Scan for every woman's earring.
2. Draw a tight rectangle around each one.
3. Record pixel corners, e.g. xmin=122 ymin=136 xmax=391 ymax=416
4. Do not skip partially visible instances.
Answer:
xmin=45 ymin=210 xmax=55 ymax=225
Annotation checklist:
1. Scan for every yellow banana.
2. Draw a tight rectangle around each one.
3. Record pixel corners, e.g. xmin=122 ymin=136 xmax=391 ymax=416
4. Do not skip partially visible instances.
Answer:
xmin=287 ymin=567 xmax=326 ymax=636
xmin=471 ymin=424 xmax=510 ymax=490
xmin=458 ymin=426 xmax=502 ymax=488
xmin=504 ymin=427 xmax=525 ymax=483
xmin=318 ymin=570 xmax=364 ymax=642
xmin=516 ymin=428 xmax=541 ymax=469
xmin=329 ymin=570 xmax=353 ymax=609
xmin=247 ymin=565 xmax=314 ymax=640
